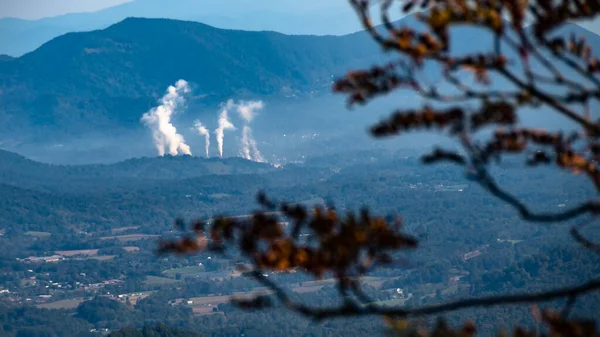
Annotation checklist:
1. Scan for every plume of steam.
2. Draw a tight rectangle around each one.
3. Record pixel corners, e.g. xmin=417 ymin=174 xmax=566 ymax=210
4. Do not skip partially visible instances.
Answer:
xmin=214 ymin=100 xmax=236 ymax=157
xmin=237 ymin=100 xmax=263 ymax=123
xmin=240 ymin=126 xmax=252 ymax=160
xmin=236 ymin=100 xmax=265 ymax=162
xmin=194 ymin=120 xmax=211 ymax=157
xmin=141 ymin=80 xmax=192 ymax=156
xmin=241 ymin=126 xmax=265 ymax=162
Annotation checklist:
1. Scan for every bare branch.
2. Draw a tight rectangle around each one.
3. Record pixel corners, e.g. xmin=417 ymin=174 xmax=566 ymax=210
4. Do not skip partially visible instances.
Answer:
xmin=469 ymin=162 xmax=600 ymax=223
xmin=570 ymin=218 xmax=600 ymax=254
xmin=245 ymin=268 xmax=600 ymax=321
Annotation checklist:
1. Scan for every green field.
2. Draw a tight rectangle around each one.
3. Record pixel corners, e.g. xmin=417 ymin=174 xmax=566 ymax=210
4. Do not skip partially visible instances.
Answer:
xmin=373 ymin=294 xmax=412 ymax=307
xmin=298 ymin=278 xmax=337 ymax=287
xmin=300 ymin=276 xmax=382 ymax=287
xmin=25 ymin=231 xmax=52 ymax=238
xmin=37 ymin=298 xmax=86 ymax=309
xmin=161 ymin=266 xmax=204 ymax=278
xmin=145 ymin=276 xmax=181 ymax=285
xmin=100 ymin=234 xmax=159 ymax=242
xmin=498 ymin=239 xmax=524 ymax=245
xmin=85 ymin=255 xmax=115 ymax=261
xmin=208 ymin=193 xmax=231 ymax=199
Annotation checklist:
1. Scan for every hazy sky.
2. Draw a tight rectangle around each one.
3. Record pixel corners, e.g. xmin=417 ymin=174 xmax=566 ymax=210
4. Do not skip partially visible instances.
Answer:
xmin=1 ymin=0 xmax=599 ymax=34
xmin=0 ymin=0 xmax=132 ymax=19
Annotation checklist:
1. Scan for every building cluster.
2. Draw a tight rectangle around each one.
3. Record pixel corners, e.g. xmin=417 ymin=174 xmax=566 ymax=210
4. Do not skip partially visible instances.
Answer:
xmin=20 ymin=255 xmax=65 ymax=263
xmin=381 ymin=287 xmax=406 ymax=300
xmin=80 ymin=279 xmax=124 ymax=291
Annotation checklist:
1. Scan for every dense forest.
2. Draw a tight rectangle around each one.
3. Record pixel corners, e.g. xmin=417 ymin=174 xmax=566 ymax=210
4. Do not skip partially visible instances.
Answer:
xmin=0 ymin=147 xmax=596 ymax=336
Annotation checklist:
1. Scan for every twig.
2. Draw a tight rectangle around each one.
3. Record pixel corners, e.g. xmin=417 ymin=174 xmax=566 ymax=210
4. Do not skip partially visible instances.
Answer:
xmin=561 ymin=295 xmax=577 ymax=318
xmin=497 ymin=66 xmax=600 ymax=136
xmin=470 ymin=162 xmax=600 ymax=223
xmin=247 ymin=269 xmax=600 ymax=321
xmin=570 ymin=218 xmax=600 ymax=255
xmin=540 ymin=38 xmax=600 ymax=87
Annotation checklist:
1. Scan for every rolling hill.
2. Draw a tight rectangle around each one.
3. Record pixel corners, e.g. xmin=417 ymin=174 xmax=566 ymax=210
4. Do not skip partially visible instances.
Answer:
xmin=0 ymin=149 xmax=276 ymax=189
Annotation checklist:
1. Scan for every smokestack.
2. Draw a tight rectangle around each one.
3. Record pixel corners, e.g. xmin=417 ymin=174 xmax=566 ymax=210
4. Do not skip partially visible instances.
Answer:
xmin=141 ymin=79 xmax=192 ymax=156
xmin=194 ymin=120 xmax=211 ymax=158
xmin=214 ymin=100 xmax=236 ymax=158
xmin=236 ymin=100 xmax=265 ymax=162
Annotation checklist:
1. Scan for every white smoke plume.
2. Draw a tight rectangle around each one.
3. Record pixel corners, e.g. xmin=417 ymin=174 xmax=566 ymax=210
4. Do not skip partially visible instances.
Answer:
xmin=241 ymin=126 xmax=265 ymax=162
xmin=194 ymin=120 xmax=211 ymax=158
xmin=141 ymin=80 xmax=192 ymax=156
xmin=237 ymin=100 xmax=264 ymax=123
xmin=240 ymin=126 xmax=252 ymax=160
xmin=214 ymin=100 xmax=236 ymax=158
xmin=236 ymin=100 xmax=265 ymax=162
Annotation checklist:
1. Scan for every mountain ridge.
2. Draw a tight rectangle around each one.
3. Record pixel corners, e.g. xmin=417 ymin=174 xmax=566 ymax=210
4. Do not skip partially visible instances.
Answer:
xmin=0 ymin=148 xmax=276 ymax=180
xmin=1 ymin=15 xmax=599 ymax=163
xmin=0 ymin=0 xmax=383 ymax=57
xmin=0 ymin=17 xmax=382 ymax=138
xmin=1 ymin=0 xmax=599 ymax=58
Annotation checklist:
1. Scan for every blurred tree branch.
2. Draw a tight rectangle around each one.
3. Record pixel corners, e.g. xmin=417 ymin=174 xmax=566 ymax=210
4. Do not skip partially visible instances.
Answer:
xmin=160 ymin=0 xmax=600 ymax=335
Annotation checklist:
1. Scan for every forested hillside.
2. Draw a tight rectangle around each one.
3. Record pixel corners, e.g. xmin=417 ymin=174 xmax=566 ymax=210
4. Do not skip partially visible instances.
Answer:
xmin=0 ymin=149 xmax=596 ymax=336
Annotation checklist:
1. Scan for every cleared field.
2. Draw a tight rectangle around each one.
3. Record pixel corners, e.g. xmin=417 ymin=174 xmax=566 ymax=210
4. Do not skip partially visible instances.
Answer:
xmin=55 ymin=249 xmax=99 ymax=257
xmin=112 ymin=226 xmax=140 ymax=234
xmin=300 ymin=276 xmax=382 ymax=288
xmin=298 ymin=279 xmax=337 ymax=287
xmin=145 ymin=276 xmax=180 ymax=286
xmin=208 ymin=193 xmax=231 ymax=199
xmin=85 ymin=255 xmax=115 ymax=261
xmin=71 ymin=255 xmax=115 ymax=261
xmin=292 ymin=285 xmax=323 ymax=293
xmin=37 ymin=298 xmax=85 ymax=309
xmin=435 ymin=184 xmax=468 ymax=192
xmin=117 ymin=292 xmax=154 ymax=306
xmin=498 ymin=239 xmax=524 ymax=245
xmin=188 ymin=295 xmax=230 ymax=306
xmin=374 ymin=294 xmax=412 ymax=307
xmin=189 ymin=290 xmax=274 ymax=306
xmin=25 ymin=231 xmax=51 ymax=238
xmin=192 ymin=307 xmax=222 ymax=315
xmin=183 ymin=277 xmax=394 ymax=316
xmin=161 ymin=266 xmax=204 ymax=278
xmin=100 ymin=234 xmax=159 ymax=242
xmin=207 ymin=211 xmax=282 ymax=223
xmin=124 ymin=246 xmax=140 ymax=252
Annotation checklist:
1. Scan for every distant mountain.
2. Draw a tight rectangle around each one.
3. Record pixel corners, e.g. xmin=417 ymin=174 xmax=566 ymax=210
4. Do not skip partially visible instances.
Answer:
xmin=0 ymin=149 xmax=277 ymax=194
xmin=2 ymin=0 xmax=599 ymax=58
xmin=0 ymin=0 xmax=397 ymax=57
xmin=1 ymin=15 xmax=598 ymax=163
xmin=0 ymin=17 xmax=383 ymax=139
